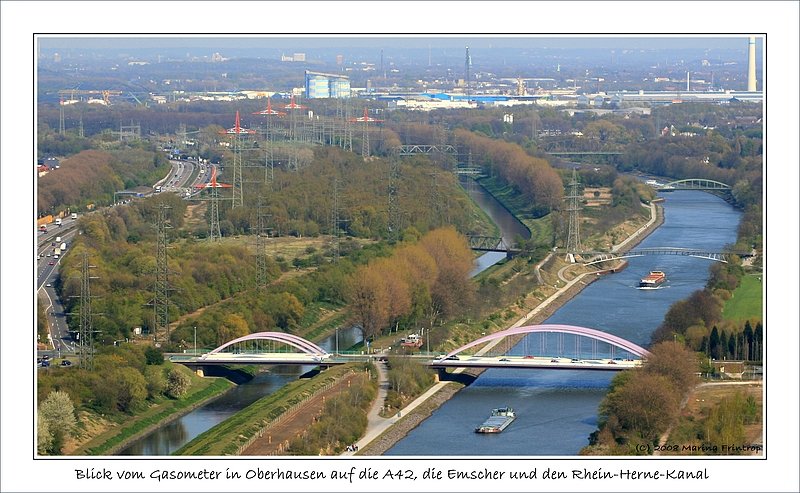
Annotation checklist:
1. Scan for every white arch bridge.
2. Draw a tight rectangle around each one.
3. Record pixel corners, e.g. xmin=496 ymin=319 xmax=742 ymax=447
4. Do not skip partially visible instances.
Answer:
xmin=656 ymin=178 xmax=731 ymax=192
xmin=583 ymin=246 xmax=752 ymax=265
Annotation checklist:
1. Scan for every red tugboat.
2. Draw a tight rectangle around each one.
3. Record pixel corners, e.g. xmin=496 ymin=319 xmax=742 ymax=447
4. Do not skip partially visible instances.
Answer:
xmin=639 ymin=270 xmax=667 ymax=289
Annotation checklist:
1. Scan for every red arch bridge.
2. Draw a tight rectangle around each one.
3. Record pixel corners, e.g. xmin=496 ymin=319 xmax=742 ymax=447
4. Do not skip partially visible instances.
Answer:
xmin=171 ymin=326 xmax=650 ymax=372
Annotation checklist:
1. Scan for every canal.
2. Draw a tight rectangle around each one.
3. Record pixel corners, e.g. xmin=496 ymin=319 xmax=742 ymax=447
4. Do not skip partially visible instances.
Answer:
xmin=117 ymin=327 xmax=363 ymax=455
xmin=386 ymin=190 xmax=742 ymax=455
xmin=118 ymin=177 xmax=527 ymax=455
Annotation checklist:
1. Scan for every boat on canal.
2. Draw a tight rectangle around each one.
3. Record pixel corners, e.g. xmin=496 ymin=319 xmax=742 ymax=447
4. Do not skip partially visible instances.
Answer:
xmin=475 ymin=407 xmax=516 ymax=434
xmin=638 ymin=270 xmax=667 ymax=289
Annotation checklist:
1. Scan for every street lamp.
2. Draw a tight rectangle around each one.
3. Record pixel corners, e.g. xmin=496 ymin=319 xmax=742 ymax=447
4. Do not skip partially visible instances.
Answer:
xmin=194 ymin=326 xmax=197 ymax=356
xmin=335 ymin=327 xmax=339 ymax=355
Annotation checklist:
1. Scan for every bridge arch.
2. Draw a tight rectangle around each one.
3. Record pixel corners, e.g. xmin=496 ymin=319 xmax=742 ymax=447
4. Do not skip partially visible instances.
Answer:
xmin=584 ymin=247 xmax=735 ymax=265
xmin=441 ymin=324 xmax=651 ymax=360
xmin=658 ymin=178 xmax=731 ymax=191
xmin=207 ymin=331 xmax=329 ymax=357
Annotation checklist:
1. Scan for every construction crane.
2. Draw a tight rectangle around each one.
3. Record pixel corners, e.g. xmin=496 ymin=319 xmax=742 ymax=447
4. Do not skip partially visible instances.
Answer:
xmin=57 ymin=89 xmax=123 ymax=105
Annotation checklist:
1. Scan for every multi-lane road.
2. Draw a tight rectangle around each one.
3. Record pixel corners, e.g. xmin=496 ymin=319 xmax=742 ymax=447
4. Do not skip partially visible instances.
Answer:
xmin=36 ymin=159 xmax=214 ymax=363
xmin=37 ymin=226 xmax=79 ymax=357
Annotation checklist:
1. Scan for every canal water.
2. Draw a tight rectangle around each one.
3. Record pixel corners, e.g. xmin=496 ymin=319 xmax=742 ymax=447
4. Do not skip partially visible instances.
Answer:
xmin=386 ymin=190 xmax=741 ymax=456
xmin=462 ymin=177 xmax=531 ymax=276
xmin=119 ymin=177 xmax=528 ymax=455
xmin=117 ymin=327 xmax=363 ymax=455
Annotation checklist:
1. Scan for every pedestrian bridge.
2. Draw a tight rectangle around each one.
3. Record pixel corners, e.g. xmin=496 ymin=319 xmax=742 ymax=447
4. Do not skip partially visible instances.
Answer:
xmin=583 ymin=246 xmax=751 ymax=265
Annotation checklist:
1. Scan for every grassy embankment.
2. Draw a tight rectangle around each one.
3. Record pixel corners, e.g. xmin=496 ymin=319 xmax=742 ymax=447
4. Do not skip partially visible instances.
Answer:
xmin=660 ymin=382 xmax=763 ymax=455
xmin=74 ymin=363 xmax=234 ymax=455
xmin=722 ymin=275 xmax=763 ymax=322
xmin=175 ymin=363 xmax=367 ymax=456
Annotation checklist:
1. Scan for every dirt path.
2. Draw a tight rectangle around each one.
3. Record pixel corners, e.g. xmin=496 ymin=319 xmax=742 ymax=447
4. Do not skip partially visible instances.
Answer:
xmin=241 ymin=373 xmax=361 ymax=456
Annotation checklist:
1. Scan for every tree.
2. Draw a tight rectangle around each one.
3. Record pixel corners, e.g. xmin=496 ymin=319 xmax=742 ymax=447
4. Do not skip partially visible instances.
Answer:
xmin=144 ymin=366 xmax=167 ymax=399
xmin=603 ymin=372 xmax=680 ymax=442
xmin=216 ymin=313 xmax=250 ymax=346
xmin=347 ymin=264 xmax=391 ymax=342
xmin=145 ymin=346 xmax=164 ymax=365
xmin=39 ymin=390 xmax=77 ymax=454
xmin=709 ymin=326 xmax=721 ymax=359
xmin=644 ymin=341 xmax=698 ymax=394
xmin=743 ymin=320 xmax=754 ymax=361
xmin=37 ymin=411 xmax=54 ymax=455
xmin=165 ymin=368 xmax=191 ymax=398
xmin=114 ymin=367 xmax=148 ymax=413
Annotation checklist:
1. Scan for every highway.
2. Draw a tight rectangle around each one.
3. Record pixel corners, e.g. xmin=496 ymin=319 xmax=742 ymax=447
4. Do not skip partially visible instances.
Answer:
xmin=155 ymin=159 xmax=212 ymax=198
xmin=427 ymin=354 xmax=642 ymax=371
xmin=36 ymin=158 xmax=212 ymax=365
xmin=37 ymin=227 xmax=80 ymax=357
xmin=169 ymin=352 xmax=643 ymax=371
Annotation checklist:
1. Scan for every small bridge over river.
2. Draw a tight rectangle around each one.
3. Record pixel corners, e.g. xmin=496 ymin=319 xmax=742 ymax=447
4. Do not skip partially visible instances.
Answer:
xmin=655 ymin=178 xmax=731 ymax=193
xmin=172 ymin=325 xmax=650 ymax=373
xmin=583 ymin=247 xmax=752 ymax=265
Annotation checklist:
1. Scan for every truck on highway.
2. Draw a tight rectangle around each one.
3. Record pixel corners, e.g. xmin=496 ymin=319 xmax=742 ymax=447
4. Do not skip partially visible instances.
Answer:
xmin=70 ymin=213 xmax=78 ymax=220
xmin=39 ymin=224 xmax=47 ymax=232
xmin=53 ymin=248 xmax=61 ymax=259
xmin=60 ymin=242 xmax=67 ymax=251
xmin=55 ymin=218 xmax=62 ymax=226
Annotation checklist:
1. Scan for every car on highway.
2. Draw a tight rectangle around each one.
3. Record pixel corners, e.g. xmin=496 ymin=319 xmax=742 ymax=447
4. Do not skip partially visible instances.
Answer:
xmin=45 ymin=283 xmax=51 ymax=287
xmin=499 ymin=358 xmax=511 ymax=362
xmin=550 ymin=358 xmax=560 ymax=363
xmin=49 ymin=261 xmax=55 ymax=265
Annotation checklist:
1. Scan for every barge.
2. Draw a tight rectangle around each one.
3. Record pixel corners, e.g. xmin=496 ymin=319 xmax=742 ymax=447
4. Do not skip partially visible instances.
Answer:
xmin=475 ymin=407 xmax=516 ymax=434
xmin=639 ymin=270 xmax=666 ymax=289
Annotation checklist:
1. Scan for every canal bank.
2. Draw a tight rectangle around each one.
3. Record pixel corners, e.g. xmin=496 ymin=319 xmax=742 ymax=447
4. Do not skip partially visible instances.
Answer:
xmin=387 ymin=191 xmax=740 ymax=455
xmin=351 ymin=201 xmax=664 ymax=455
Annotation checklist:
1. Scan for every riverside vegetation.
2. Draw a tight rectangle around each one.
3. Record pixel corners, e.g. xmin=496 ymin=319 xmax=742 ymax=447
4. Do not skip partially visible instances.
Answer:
xmin=37 ymin=100 xmax=761 ymax=455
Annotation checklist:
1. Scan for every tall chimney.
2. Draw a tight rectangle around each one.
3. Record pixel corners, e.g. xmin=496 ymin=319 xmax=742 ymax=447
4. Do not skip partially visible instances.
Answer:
xmin=747 ymin=36 xmax=757 ymax=91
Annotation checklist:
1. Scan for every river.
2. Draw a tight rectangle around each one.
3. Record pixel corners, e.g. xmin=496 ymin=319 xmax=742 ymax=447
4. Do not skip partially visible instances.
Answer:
xmin=386 ymin=190 xmax=742 ymax=455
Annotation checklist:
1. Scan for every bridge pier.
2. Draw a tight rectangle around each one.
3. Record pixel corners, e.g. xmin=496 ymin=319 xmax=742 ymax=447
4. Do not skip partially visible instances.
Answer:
xmin=196 ymin=367 xmax=204 ymax=377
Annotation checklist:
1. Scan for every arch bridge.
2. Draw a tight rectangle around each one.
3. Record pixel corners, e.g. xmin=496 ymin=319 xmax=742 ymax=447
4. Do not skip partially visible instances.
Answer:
xmin=430 ymin=324 xmax=650 ymax=371
xmin=176 ymin=331 xmax=336 ymax=366
xmin=583 ymin=247 xmax=751 ymax=266
xmin=656 ymin=178 xmax=731 ymax=192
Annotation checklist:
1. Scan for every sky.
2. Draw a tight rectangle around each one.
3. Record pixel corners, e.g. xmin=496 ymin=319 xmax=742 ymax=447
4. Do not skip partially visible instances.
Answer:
xmin=38 ymin=35 xmax=751 ymax=53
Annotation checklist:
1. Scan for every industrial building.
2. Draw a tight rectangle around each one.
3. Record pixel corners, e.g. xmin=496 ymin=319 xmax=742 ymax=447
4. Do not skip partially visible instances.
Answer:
xmin=304 ymin=70 xmax=351 ymax=99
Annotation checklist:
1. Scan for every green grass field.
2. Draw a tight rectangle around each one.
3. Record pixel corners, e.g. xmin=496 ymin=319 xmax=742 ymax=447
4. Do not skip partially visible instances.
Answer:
xmin=722 ymin=275 xmax=763 ymax=322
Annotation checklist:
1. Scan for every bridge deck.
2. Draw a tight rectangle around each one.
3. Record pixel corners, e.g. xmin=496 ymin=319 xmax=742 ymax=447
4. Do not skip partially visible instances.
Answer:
xmin=172 ymin=353 xmax=642 ymax=371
